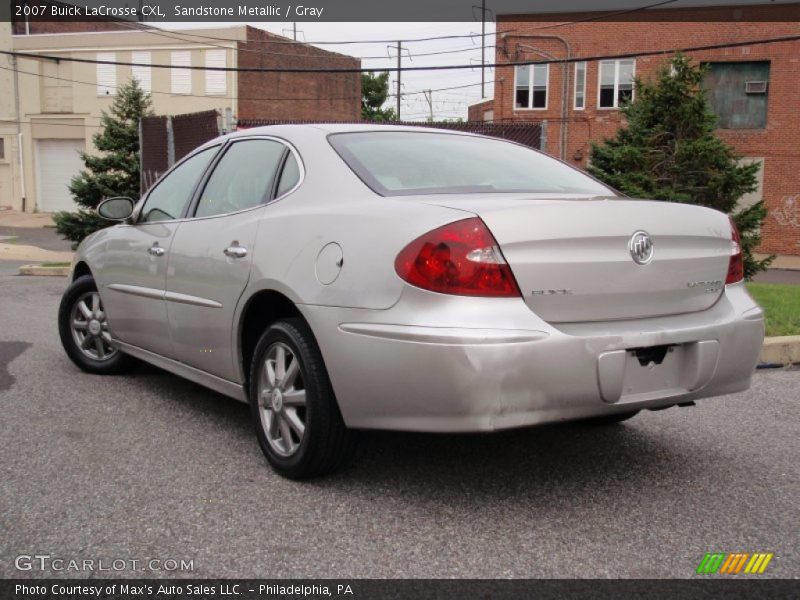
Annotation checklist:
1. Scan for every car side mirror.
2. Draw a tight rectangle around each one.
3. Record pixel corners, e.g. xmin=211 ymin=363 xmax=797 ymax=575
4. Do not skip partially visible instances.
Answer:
xmin=97 ymin=197 xmax=135 ymax=221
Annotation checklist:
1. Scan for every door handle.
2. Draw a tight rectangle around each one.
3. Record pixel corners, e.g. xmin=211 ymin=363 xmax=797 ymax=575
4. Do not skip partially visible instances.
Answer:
xmin=147 ymin=244 xmax=165 ymax=257
xmin=223 ymin=243 xmax=248 ymax=259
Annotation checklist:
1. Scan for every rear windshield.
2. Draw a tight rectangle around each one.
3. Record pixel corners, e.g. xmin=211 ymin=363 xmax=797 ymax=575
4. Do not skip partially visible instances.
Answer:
xmin=329 ymin=131 xmax=615 ymax=197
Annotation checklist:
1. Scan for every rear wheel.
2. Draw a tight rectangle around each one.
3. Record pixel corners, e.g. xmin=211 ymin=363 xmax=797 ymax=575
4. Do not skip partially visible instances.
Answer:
xmin=249 ymin=318 xmax=354 ymax=479
xmin=58 ymin=275 xmax=137 ymax=374
xmin=584 ymin=410 xmax=640 ymax=425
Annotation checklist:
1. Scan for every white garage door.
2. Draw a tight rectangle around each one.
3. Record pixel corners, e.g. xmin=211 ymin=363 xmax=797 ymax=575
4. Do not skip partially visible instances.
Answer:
xmin=35 ymin=139 xmax=85 ymax=212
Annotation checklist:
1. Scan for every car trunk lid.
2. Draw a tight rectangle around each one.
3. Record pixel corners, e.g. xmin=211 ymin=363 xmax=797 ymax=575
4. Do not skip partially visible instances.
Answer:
xmin=414 ymin=195 xmax=732 ymax=323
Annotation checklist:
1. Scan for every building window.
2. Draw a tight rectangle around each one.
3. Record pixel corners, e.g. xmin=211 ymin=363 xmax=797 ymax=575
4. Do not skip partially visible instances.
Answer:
xmin=574 ymin=61 xmax=586 ymax=110
xmin=0 ymin=138 xmax=5 ymax=160
xmin=702 ymin=61 xmax=770 ymax=129
xmin=204 ymin=50 xmax=227 ymax=95
xmin=131 ymin=51 xmax=151 ymax=92
xmin=515 ymin=64 xmax=548 ymax=110
xmin=171 ymin=51 xmax=192 ymax=95
xmin=96 ymin=52 xmax=116 ymax=96
xmin=598 ymin=59 xmax=635 ymax=108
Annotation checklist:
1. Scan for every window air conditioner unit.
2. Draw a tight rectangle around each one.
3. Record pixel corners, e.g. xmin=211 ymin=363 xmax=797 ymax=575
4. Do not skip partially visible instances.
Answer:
xmin=745 ymin=81 xmax=768 ymax=94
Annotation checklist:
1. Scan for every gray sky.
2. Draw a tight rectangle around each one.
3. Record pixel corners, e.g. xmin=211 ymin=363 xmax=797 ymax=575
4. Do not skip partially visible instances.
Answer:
xmin=163 ymin=22 xmax=497 ymax=121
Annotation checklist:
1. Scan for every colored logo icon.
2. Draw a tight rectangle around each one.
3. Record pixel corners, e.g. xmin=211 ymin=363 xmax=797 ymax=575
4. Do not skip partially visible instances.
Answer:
xmin=696 ymin=552 xmax=774 ymax=574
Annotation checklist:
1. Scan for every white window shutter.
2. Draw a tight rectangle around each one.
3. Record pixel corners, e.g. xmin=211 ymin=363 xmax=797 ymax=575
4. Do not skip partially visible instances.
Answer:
xmin=96 ymin=52 xmax=117 ymax=96
xmin=205 ymin=50 xmax=227 ymax=95
xmin=131 ymin=51 xmax=151 ymax=92
xmin=171 ymin=51 xmax=192 ymax=95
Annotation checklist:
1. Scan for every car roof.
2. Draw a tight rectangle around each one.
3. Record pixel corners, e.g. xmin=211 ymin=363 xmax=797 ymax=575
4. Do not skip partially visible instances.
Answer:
xmin=221 ymin=122 xmax=475 ymax=140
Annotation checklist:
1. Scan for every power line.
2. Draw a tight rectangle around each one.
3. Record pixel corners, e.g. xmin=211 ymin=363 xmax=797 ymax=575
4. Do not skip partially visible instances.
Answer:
xmin=1 ymin=118 xmax=106 ymax=129
xmin=388 ymin=81 xmax=495 ymax=97
xmin=116 ymin=20 xmax=498 ymax=61
xmin=6 ymin=33 xmax=800 ymax=73
xmin=0 ymin=62 xmax=491 ymax=102
xmin=0 ymin=62 xmax=359 ymax=102
xmin=132 ymin=27 xmax=504 ymax=46
xmin=525 ymin=0 xmax=679 ymax=30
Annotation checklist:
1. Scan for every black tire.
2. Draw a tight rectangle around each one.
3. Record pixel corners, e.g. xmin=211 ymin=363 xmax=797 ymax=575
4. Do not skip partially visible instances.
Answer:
xmin=249 ymin=318 xmax=355 ymax=479
xmin=58 ymin=274 xmax=137 ymax=375
xmin=584 ymin=410 xmax=640 ymax=425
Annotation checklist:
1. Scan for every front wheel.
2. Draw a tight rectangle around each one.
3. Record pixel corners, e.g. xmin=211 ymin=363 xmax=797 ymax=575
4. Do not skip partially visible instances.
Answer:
xmin=249 ymin=318 xmax=355 ymax=479
xmin=58 ymin=275 xmax=137 ymax=375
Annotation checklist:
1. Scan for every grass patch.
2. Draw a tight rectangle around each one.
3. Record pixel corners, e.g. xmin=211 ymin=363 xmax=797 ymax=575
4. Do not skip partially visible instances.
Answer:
xmin=746 ymin=283 xmax=800 ymax=337
xmin=40 ymin=262 xmax=71 ymax=268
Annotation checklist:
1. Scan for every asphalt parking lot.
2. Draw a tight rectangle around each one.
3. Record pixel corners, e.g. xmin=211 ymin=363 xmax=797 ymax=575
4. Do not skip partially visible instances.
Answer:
xmin=1 ymin=275 xmax=798 ymax=579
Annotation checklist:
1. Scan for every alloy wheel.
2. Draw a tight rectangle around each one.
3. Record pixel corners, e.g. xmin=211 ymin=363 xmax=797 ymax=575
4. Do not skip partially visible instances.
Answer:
xmin=257 ymin=342 xmax=307 ymax=457
xmin=70 ymin=291 xmax=117 ymax=361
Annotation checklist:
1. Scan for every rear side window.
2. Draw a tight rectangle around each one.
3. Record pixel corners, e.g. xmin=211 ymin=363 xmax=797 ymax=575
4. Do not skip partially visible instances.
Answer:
xmin=329 ymin=131 xmax=614 ymax=197
xmin=140 ymin=147 xmax=217 ymax=222
xmin=275 ymin=152 xmax=301 ymax=197
xmin=194 ymin=139 xmax=285 ymax=218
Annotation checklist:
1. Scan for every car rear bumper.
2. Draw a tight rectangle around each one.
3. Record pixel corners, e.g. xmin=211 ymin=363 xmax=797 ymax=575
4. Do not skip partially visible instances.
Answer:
xmin=302 ymin=283 xmax=764 ymax=432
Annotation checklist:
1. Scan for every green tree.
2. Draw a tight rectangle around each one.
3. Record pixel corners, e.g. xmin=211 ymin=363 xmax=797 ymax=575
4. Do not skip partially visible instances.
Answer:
xmin=361 ymin=71 xmax=398 ymax=122
xmin=588 ymin=55 xmax=773 ymax=279
xmin=54 ymin=78 xmax=152 ymax=248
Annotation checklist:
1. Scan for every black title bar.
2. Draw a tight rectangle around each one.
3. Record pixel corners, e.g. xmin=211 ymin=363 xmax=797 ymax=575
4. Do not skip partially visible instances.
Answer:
xmin=4 ymin=0 xmax=800 ymax=23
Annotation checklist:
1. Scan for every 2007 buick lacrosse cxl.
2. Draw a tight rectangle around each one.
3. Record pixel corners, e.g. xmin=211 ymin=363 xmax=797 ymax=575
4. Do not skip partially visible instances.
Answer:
xmin=58 ymin=125 xmax=765 ymax=478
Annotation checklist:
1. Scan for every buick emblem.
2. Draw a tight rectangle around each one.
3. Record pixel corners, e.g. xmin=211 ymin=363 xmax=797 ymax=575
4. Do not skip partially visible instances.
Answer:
xmin=629 ymin=231 xmax=654 ymax=265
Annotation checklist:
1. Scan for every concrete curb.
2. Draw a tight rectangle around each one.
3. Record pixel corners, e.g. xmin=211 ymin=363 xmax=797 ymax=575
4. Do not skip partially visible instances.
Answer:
xmin=18 ymin=264 xmax=70 ymax=277
xmin=759 ymin=336 xmax=800 ymax=368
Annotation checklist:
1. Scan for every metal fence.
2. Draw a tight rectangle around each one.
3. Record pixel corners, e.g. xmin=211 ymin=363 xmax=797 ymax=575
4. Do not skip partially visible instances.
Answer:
xmin=236 ymin=119 xmax=545 ymax=150
xmin=139 ymin=110 xmax=221 ymax=194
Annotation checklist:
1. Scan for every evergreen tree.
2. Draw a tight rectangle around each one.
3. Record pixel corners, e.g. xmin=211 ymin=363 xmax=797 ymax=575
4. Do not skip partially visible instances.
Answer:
xmin=588 ymin=55 xmax=773 ymax=279
xmin=54 ymin=78 xmax=152 ymax=248
xmin=361 ymin=71 xmax=398 ymax=122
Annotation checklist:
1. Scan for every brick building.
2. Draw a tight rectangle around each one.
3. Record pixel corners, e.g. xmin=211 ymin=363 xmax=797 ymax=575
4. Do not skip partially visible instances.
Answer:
xmin=481 ymin=3 xmax=800 ymax=262
xmin=2 ymin=18 xmax=360 ymax=212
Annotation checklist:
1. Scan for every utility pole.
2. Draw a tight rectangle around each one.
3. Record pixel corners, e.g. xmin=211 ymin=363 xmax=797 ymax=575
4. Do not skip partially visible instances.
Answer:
xmin=423 ymin=90 xmax=433 ymax=122
xmin=481 ymin=0 xmax=486 ymax=98
xmin=11 ymin=55 xmax=26 ymax=213
xmin=293 ymin=23 xmax=297 ymax=41
xmin=396 ymin=41 xmax=402 ymax=119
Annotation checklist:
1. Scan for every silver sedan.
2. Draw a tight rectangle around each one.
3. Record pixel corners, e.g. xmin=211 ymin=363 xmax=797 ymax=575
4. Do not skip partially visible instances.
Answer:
xmin=58 ymin=124 xmax=765 ymax=478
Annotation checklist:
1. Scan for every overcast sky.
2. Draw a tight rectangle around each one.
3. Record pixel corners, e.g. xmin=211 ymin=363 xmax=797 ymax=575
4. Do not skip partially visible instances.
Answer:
xmin=163 ymin=22 xmax=498 ymax=121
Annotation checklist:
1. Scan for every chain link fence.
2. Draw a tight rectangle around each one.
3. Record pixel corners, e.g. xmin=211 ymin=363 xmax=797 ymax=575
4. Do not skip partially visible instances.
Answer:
xmin=237 ymin=119 xmax=545 ymax=150
xmin=139 ymin=110 xmax=221 ymax=194
xmin=140 ymin=113 xmax=544 ymax=194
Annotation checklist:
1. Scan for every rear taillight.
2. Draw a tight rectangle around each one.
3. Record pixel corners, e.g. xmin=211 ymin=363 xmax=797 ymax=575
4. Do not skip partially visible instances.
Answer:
xmin=726 ymin=216 xmax=744 ymax=284
xmin=395 ymin=217 xmax=521 ymax=297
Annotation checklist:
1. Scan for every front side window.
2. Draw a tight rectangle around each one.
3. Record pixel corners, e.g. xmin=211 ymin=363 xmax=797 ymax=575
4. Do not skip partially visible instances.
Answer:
xmin=599 ymin=59 xmax=635 ymax=108
xmin=515 ymin=64 xmax=548 ymax=109
xmin=139 ymin=147 xmax=217 ymax=223
xmin=194 ymin=139 xmax=286 ymax=218
xmin=330 ymin=131 xmax=614 ymax=197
